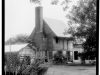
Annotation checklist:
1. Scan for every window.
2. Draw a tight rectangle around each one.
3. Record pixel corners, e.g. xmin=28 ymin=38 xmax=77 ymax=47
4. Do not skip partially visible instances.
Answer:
xmin=55 ymin=37 xmax=58 ymax=43
xmin=74 ymin=51 xmax=78 ymax=60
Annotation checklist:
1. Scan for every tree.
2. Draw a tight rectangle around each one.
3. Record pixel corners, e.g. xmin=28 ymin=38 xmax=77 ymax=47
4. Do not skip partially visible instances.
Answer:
xmin=5 ymin=34 xmax=29 ymax=45
xmin=67 ymin=0 xmax=97 ymax=60
xmin=30 ymin=0 xmax=71 ymax=11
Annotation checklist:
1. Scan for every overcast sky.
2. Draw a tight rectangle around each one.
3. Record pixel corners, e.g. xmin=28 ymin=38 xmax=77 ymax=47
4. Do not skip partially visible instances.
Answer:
xmin=5 ymin=0 xmax=79 ymax=41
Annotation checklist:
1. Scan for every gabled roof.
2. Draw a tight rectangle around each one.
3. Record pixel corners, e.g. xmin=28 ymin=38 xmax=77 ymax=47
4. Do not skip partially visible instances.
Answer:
xmin=18 ymin=45 xmax=35 ymax=56
xmin=29 ymin=17 xmax=73 ymax=40
xmin=43 ymin=18 xmax=72 ymax=38
xmin=29 ymin=28 xmax=35 ymax=40
xmin=5 ymin=43 xmax=28 ymax=52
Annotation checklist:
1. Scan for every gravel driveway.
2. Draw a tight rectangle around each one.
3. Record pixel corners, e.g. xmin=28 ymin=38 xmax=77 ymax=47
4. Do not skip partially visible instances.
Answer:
xmin=45 ymin=65 xmax=96 ymax=75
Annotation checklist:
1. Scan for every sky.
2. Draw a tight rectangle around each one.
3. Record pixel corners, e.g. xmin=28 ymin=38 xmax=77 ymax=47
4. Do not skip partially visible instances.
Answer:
xmin=5 ymin=0 xmax=79 ymax=41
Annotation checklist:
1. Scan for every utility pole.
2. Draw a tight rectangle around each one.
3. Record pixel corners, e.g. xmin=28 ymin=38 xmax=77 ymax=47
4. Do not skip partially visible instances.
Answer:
xmin=10 ymin=38 xmax=11 ymax=52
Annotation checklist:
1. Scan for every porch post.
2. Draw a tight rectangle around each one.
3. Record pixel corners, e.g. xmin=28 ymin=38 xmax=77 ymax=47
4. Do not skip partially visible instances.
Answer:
xmin=49 ymin=51 xmax=53 ymax=60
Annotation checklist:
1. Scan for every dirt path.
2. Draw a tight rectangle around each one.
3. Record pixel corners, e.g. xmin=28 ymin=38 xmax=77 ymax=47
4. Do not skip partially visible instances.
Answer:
xmin=45 ymin=65 xmax=96 ymax=75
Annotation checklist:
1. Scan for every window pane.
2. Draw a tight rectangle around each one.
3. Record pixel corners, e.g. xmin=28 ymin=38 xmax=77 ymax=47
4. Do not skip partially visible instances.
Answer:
xmin=74 ymin=51 xmax=78 ymax=60
xmin=55 ymin=37 xmax=58 ymax=43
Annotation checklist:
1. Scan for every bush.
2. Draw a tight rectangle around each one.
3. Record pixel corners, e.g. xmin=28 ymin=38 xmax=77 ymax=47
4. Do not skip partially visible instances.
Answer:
xmin=5 ymin=52 xmax=20 ymax=73
xmin=18 ymin=58 xmax=47 ymax=75
xmin=38 ymin=67 xmax=48 ymax=75
xmin=5 ymin=52 xmax=48 ymax=75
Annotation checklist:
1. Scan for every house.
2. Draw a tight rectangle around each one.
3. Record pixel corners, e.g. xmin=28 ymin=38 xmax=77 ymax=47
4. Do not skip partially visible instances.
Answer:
xmin=28 ymin=6 xmax=83 ymax=63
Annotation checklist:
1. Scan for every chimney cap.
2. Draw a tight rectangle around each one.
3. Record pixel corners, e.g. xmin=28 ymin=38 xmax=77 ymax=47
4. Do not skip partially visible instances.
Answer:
xmin=35 ymin=6 xmax=43 ymax=8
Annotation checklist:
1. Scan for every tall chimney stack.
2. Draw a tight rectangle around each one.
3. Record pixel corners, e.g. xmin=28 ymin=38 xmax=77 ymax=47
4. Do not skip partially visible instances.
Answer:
xmin=35 ymin=6 xmax=43 ymax=32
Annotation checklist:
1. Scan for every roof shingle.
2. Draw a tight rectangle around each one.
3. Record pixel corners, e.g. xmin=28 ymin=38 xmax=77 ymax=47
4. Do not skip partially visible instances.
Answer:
xmin=43 ymin=17 xmax=72 ymax=38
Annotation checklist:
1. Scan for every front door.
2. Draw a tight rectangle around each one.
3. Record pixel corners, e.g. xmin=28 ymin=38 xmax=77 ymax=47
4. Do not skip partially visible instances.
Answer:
xmin=67 ymin=51 xmax=73 ymax=62
xmin=45 ymin=51 xmax=49 ymax=62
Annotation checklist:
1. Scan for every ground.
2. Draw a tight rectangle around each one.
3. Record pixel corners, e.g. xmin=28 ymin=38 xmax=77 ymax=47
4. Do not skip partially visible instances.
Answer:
xmin=44 ymin=64 xmax=96 ymax=75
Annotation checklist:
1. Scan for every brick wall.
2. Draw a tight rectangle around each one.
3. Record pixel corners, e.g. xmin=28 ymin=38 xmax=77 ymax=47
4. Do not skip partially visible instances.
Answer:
xmin=43 ymin=21 xmax=56 ymax=60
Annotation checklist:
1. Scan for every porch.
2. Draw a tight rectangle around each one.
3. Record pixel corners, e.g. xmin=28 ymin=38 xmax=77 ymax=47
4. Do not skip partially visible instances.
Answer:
xmin=44 ymin=50 xmax=81 ymax=63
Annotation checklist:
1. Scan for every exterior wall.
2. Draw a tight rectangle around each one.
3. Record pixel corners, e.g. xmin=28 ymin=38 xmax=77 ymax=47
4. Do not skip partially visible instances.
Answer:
xmin=32 ymin=32 xmax=44 ymax=50
xmin=53 ymin=38 xmax=74 ymax=61
xmin=36 ymin=51 xmax=44 ymax=59
xmin=58 ymin=39 xmax=63 ymax=49
xmin=43 ymin=21 xmax=56 ymax=60
xmin=64 ymin=39 xmax=67 ymax=50
xmin=62 ymin=51 xmax=67 ymax=58
xmin=72 ymin=47 xmax=84 ymax=63
xmin=53 ymin=38 xmax=85 ymax=63
xmin=68 ymin=41 xmax=73 ymax=51
xmin=53 ymin=38 xmax=73 ymax=51
xmin=53 ymin=38 xmax=66 ymax=50
xmin=18 ymin=47 xmax=36 ymax=64
xmin=47 ymin=36 xmax=53 ymax=60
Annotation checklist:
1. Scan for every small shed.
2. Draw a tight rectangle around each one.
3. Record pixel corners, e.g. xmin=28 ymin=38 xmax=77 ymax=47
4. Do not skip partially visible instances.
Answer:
xmin=18 ymin=44 xmax=37 ymax=64
xmin=5 ymin=43 xmax=37 ymax=65
xmin=5 ymin=43 xmax=28 ymax=53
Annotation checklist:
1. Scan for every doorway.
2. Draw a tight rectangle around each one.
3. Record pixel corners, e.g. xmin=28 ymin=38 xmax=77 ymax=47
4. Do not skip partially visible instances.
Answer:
xmin=67 ymin=51 xmax=73 ymax=62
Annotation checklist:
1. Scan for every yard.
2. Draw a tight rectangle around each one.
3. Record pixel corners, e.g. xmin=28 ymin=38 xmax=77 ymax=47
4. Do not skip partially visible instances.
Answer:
xmin=45 ymin=64 xmax=96 ymax=75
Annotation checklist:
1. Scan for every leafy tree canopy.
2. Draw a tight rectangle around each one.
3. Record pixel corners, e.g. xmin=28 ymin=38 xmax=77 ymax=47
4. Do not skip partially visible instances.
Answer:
xmin=67 ymin=0 xmax=97 ymax=59
xmin=5 ymin=34 xmax=29 ymax=45
xmin=30 ymin=0 xmax=71 ymax=11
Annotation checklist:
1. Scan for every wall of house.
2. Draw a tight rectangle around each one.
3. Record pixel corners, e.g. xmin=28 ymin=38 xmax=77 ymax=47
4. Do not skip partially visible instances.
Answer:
xmin=53 ymin=38 xmax=73 ymax=51
xmin=43 ymin=21 xmax=57 ymax=60
xmin=32 ymin=32 xmax=44 ymax=50
xmin=18 ymin=47 xmax=36 ymax=64
xmin=53 ymin=38 xmax=85 ymax=63
xmin=68 ymin=41 xmax=73 ymax=51
xmin=53 ymin=38 xmax=63 ymax=50
xmin=64 ymin=39 xmax=67 ymax=50
xmin=72 ymin=47 xmax=84 ymax=63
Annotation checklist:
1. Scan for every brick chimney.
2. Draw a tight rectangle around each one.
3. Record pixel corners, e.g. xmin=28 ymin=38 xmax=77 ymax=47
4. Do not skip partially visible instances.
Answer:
xmin=32 ymin=6 xmax=43 ymax=50
xmin=35 ymin=6 xmax=43 ymax=32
